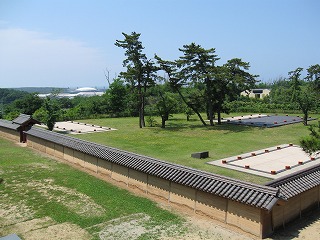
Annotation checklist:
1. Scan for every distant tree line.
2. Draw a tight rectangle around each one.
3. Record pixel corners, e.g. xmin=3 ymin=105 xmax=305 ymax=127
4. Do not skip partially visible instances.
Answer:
xmin=0 ymin=88 xmax=29 ymax=105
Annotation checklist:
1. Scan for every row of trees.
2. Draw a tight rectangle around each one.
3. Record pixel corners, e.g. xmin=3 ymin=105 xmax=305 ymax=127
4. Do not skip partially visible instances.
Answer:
xmin=115 ymin=32 xmax=258 ymax=128
xmin=114 ymin=32 xmax=320 ymax=127
xmin=1 ymin=73 xmax=319 ymax=130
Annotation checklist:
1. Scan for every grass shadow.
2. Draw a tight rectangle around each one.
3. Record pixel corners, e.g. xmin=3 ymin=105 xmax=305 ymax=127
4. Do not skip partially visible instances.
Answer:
xmin=150 ymin=121 xmax=256 ymax=133
xmin=213 ymin=123 xmax=263 ymax=133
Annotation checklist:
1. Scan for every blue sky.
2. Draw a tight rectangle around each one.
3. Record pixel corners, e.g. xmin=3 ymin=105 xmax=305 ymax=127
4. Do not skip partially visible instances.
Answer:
xmin=0 ymin=0 xmax=319 ymax=88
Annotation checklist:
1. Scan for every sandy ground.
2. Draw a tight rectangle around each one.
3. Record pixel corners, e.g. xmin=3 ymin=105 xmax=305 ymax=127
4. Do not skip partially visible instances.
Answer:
xmin=159 ymin=202 xmax=320 ymax=240
xmin=36 ymin=121 xmax=116 ymax=135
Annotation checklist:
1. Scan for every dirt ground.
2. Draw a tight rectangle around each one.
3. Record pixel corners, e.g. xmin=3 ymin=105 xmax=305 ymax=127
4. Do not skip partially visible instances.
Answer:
xmin=1 ymin=202 xmax=319 ymax=240
xmin=267 ymin=208 xmax=320 ymax=240
xmin=197 ymin=210 xmax=320 ymax=240
xmin=161 ymin=204 xmax=320 ymax=240
xmin=1 ymin=178 xmax=320 ymax=240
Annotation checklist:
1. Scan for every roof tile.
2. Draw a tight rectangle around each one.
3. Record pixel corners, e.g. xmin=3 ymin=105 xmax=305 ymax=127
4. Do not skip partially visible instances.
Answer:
xmin=0 ymin=119 xmax=20 ymax=130
xmin=266 ymin=164 xmax=320 ymax=199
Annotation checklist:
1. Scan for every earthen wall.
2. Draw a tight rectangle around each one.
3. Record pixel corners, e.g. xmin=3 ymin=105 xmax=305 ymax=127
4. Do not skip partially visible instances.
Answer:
xmin=0 ymin=127 xmax=19 ymax=142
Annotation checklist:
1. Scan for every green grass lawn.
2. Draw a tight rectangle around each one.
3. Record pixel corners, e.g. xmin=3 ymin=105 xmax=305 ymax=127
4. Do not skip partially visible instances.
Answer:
xmin=77 ymin=113 xmax=319 ymax=184
xmin=0 ymin=138 xmax=185 ymax=239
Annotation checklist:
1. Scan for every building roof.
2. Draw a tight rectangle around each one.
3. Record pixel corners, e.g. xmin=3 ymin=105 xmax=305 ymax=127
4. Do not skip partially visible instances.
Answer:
xmin=75 ymin=87 xmax=97 ymax=92
xmin=25 ymin=127 xmax=280 ymax=210
xmin=266 ymin=164 xmax=320 ymax=199
xmin=0 ymin=114 xmax=39 ymax=131
xmin=38 ymin=90 xmax=104 ymax=99
xmin=12 ymin=114 xmax=39 ymax=126
xmin=0 ymin=119 xmax=20 ymax=130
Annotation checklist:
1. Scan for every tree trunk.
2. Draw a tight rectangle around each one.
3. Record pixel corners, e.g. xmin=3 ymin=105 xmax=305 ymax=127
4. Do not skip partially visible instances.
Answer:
xmin=217 ymin=108 xmax=222 ymax=125
xmin=141 ymin=94 xmax=145 ymax=127
xmin=303 ymin=111 xmax=308 ymax=126
xmin=161 ymin=116 xmax=166 ymax=128
xmin=138 ymin=81 xmax=145 ymax=128
xmin=298 ymin=98 xmax=310 ymax=126
xmin=142 ymin=79 xmax=149 ymax=128
xmin=139 ymin=103 xmax=144 ymax=128
xmin=208 ymin=102 xmax=214 ymax=126
xmin=175 ymin=88 xmax=207 ymax=126
xmin=205 ymin=78 xmax=214 ymax=126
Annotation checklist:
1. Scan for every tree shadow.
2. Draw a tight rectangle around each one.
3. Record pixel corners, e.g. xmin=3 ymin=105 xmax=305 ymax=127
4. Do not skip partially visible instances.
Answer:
xmin=149 ymin=121 xmax=256 ymax=133
xmin=209 ymin=123 xmax=256 ymax=133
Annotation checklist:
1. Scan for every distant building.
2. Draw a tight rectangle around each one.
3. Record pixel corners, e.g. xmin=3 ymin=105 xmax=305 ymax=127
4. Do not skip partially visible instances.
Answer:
xmin=38 ymin=87 xmax=105 ymax=99
xmin=72 ymin=87 xmax=105 ymax=97
xmin=240 ymin=89 xmax=270 ymax=99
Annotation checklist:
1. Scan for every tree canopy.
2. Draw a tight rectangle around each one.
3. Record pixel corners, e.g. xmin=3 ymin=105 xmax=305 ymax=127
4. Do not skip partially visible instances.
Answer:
xmin=300 ymin=121 xmax=320 ymax=155
xmin=156 ymin=43 xmax=258 ymax=126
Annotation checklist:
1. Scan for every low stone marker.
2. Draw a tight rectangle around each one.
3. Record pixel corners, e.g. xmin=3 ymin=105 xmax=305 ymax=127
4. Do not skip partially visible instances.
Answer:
xmin=191 ymin=151 xmax=209 ymax=159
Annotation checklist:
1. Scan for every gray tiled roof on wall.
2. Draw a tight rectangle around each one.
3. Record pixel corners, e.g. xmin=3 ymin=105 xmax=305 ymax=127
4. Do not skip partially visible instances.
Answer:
xmin=25 ymin=127 xmax=280 ymax=210
xmin=12 ymin=113 xmax=40 ymax=125
xmin=0 ymin=119 xmax=20 ymax=130
xmin=266 ymin=164 xmax=320 ymax=199
xmin=12 ymin=114 xmax=33 ymax=125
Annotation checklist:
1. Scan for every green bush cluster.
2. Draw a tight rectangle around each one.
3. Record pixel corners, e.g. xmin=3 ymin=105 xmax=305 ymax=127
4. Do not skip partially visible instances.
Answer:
xmin=226 ymin=99 xmax=301 ymax=113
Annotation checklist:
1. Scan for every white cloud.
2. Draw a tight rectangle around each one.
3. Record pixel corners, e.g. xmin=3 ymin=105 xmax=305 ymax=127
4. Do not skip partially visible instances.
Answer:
xmin=0 ymin=28 xmax=107 ymax=87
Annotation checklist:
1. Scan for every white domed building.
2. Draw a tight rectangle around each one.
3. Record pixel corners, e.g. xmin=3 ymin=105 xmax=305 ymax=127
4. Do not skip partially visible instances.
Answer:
xmin=38 ymin=87 xmax=105 ymax=99
xmin=74 ymin=87 xmax=104 ymax=97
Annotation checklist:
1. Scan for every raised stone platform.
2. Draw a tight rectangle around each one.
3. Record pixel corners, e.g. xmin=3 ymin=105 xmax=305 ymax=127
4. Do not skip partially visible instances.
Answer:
xmin=207 ymin=144 xmax=320 ymax=179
